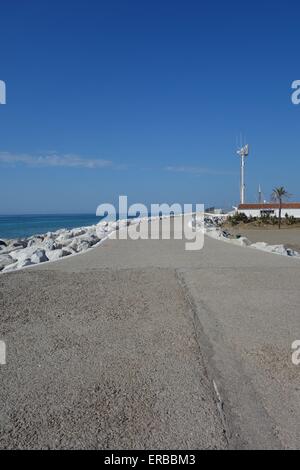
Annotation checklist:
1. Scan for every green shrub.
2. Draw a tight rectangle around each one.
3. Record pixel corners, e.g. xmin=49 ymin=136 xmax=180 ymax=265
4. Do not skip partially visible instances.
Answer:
xmin=285 ymin=214 xmax=296 ymax=225
xmin=228 ymin=212 xmax=248 ymax=226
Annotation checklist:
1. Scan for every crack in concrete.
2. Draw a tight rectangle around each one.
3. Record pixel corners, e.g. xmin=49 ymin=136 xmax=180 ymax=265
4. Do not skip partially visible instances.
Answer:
xmin=174 ymin=268 xmax=230 ymax=448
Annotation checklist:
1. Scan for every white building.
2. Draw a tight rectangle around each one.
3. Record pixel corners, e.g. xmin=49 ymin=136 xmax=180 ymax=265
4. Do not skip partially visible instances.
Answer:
xmin=238 ymin=203 xmax=300 ymax=218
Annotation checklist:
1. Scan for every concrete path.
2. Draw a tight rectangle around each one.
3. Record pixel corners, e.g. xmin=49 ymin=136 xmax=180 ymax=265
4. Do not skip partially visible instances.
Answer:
xmin=1 ymin=220 xmax=300 ymax=449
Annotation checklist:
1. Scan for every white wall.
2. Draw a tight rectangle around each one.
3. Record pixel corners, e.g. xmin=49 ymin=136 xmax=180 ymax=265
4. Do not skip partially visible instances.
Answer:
xmin=238 ymin=208 xmax=300 ymax=218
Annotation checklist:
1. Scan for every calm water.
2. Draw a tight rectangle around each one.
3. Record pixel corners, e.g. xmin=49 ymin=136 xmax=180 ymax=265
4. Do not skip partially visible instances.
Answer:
xmin=0 ymin=211 xmax=178 ymax=239
xmin=0 ymin=214 xmax=104 ymax=239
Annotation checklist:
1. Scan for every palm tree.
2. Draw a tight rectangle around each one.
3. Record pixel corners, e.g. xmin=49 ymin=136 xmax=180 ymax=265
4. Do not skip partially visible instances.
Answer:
xmin=271 ymin=186 xmax=291 ymax=229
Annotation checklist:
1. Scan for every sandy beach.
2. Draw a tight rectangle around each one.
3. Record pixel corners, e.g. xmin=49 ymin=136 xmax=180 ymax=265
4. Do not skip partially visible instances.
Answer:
xmin=1 ymin=218 xmax=300 ymax=449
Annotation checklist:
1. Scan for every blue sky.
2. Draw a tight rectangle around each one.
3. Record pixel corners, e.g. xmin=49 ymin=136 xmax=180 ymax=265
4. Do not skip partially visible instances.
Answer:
xmin=0 ymin=0 xmax=300 ymax=214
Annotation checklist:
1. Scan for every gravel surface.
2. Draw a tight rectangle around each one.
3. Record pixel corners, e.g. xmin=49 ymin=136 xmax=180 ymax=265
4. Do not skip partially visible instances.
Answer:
xmin=1 ymin=218 xmax=300 ymax=449
xmin=0 ymin=267 xmax=226 ymax=449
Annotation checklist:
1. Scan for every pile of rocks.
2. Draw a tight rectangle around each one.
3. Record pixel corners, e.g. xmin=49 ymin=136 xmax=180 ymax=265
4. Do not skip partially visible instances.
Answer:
xmin=202 ymin=217 xmax=300 ymax=258
xmin=0 ymin=219 xmax=133 ymax=273
xmin=250 ymin=241 xmax=300 ymax=257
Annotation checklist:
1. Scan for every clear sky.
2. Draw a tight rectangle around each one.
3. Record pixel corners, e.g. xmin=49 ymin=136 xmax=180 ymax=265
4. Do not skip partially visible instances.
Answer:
xmin=0 ymin=0 xmax=300 ymax=214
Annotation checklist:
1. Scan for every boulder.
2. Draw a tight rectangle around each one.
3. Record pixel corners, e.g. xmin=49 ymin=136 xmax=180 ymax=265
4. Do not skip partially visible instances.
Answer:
xmin=46 ymin=249 xmax=64 ymax=261
xmin=88 ymin=235 xmax=100 ymax=246
xmin=109 ymin=221 xmax=120 ymax=230
xmin=270 ymin=245 xmax=294 ymax=256
xmin=0 ymin=239 xmax=7 ymax=247
xmin=251 ymin=242 xmax=268 ymax=250
xmin=0 ymin=254 xmax=14 ymax=271
xmin=61 ymin=249 xmax=73 ymax=257
xmin=2 ymin=245 xmax=22 ymax=256
xmin=11 ymin=239 xmax=28 ymax=248
xmin=45 ymin=248 xmax=73 ymax=261
xmin=250 ymin=242 xmax=300 ymax=257
xmin=231 ymin=236 xmax=251 ymax=247
xmin=45 ymin=232 xmax=55 ymax=239
xmin=286 ymin=248 xmax=300 ymax=257
xmin=42 ymin=239 xmax=56 ymax=251
xmin=75 ymin=233 xmax=99 ymax=247
xmin=97 ymin=221 xmax=108 ymax=228
xmin=27 ymin=238 xmax=36 ymax=247
xmin=18 ymin=258 xmax=35 ymax=268
xmin=55 ymin=233 xmax=74 ymax=246
xmin=28 ymin=237 xmax=45 ymax=247
xmin=70 ymin=228 xmax=86 ymax=237
xmin=31 ymin=249 xmax=49 ymax=264
xmin=9 ymin=247 xmax=35 ymax=263
xmin=68 ymin=239 xmax=79 ymax=252
xmin=222 ymin=230 xmax=230 ymax=238
xmin=76 ymin=240 xmax=90 ymax=252
xmin=2 ymin=261 xmax=19 ymax=272
xmin=119 ymin=219 xmax=130 ymax=227
xmin=95 ymin=227 xmax=107 ymax=239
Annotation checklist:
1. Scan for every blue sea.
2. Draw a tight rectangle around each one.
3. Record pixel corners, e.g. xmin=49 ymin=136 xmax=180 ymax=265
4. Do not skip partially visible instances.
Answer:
xmin=0 ymin=210 xmax=182 ymax=239
xmin=0 ymin=214 xmax=107 ymax=239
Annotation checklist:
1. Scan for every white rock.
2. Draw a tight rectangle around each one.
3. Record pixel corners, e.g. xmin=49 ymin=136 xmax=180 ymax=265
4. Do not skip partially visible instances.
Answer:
xmin=109 ymin=221 xmax=119 ymax=230
xmin=118 ymin=219 xmax=130 ymax=228
xmin=45 ymin=249 xmax=64 ymax=261
xmin=31 ymin=249 xmax=49 ymax=264
xmin=286 ymin=248 xmax=300 ymax=257
xmin=46 ymin=232 xmax=55 ymax=239
xmin=9 ymin=247 xmax=36 ymax=263
xmin=68 ymin=239 xmax=79 ymax=252
xmin=250 ymin=242 xmax=300 ymax=257
xmin=43 ymin=239 xmax=56 ymax=251
xmin=0 ymin=254 xmax=14 ymax=271
xmin=55 ymin=232 xmax=73 ymax=243
xmin=97 ymin=221 xmax=108 ymax=228
xmin=10 ymin=239 xmax=28 ymax=248
xmin=205 ymin=228 xmax=228 ymax=240
xmin=27 ymin=238 xmax=37 ymax=247
xmin=95 ymin=227 xmax=107 ymax=239
xmin=76 ymin=240 xmax=91 ymax=252
xmin=68 ymin=235 xmax=99 ymax=252
xmin=61 ymin=249 xmax=73 ymax=257
xmin=45 ymin=248 xmax=74 ymax=261
xmin=1 ymin=218 xmax=124 ymax=273
xmin=78 ymin=233 xmax=99 ymax=246
xmin=231 ymin=236 xmax=251 ymax=247
xmin=70 ymin=228 xmax=86 ymax=237
xmin=18 ymin=258 xmax=35 ymax=268
xmin=2 ymin=261 xmax=19 ymax=272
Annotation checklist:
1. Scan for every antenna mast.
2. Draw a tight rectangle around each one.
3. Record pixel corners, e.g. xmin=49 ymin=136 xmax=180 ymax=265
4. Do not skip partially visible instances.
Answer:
xmin=237 ymin=143 xmax=249 ymax=204
xmin=258 ymin=184 xmax=262 ymax=203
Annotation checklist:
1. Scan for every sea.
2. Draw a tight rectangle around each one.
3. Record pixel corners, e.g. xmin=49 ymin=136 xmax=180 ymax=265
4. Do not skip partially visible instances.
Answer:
xmin=0 ymin=214 xmax=111 ymax=240
xmin=0 ymin=209 xmax=188 ymax=240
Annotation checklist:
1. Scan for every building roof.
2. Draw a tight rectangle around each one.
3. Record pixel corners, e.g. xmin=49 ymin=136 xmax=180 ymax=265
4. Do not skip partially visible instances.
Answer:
xmin=238 ymin=203 xmax=300 ymax=210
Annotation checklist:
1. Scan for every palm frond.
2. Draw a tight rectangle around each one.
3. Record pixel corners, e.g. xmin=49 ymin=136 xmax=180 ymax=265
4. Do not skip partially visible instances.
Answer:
xmin=271 ymin=186 xmax=291 ymax=201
